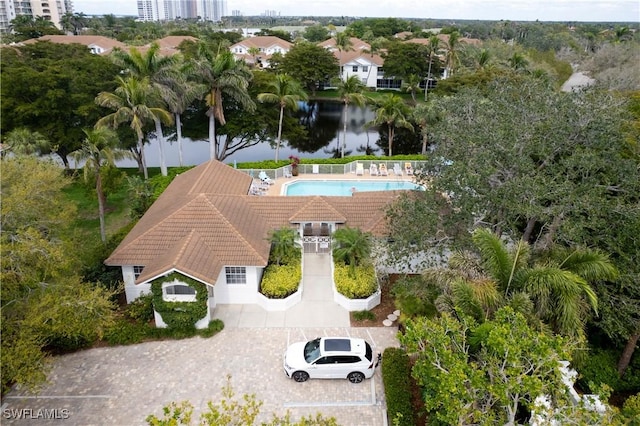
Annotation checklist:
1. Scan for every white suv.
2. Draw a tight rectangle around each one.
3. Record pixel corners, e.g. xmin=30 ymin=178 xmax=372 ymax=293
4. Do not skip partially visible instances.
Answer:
xmin=283 ymin=337 xmax=380 ymax=383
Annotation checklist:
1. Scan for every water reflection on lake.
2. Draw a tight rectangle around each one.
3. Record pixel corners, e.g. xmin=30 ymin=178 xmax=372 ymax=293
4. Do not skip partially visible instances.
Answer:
xmin=116 ymin=101 xmax=380 ymax=168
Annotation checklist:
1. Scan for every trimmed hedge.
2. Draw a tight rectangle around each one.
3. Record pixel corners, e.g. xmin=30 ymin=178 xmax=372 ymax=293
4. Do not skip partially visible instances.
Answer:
xmin=334 ymin=262 xmax=377 ymax=299
xmin=260 ymin=261 xmax=301 ymax=298
xmin=382 ymin=347 xmax=415 ymax=426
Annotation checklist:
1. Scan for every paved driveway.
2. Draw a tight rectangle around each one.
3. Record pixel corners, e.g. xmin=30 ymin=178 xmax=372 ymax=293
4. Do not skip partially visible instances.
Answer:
xmin=2 ymin=327 xmax=399 ymax=426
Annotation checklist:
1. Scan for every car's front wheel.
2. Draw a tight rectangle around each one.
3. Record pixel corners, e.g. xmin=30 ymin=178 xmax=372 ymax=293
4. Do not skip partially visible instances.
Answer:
xmin=347 ymin=372 xmax=365 ymax=383
xmin=292 ymin=371 xmax=309 ymax=382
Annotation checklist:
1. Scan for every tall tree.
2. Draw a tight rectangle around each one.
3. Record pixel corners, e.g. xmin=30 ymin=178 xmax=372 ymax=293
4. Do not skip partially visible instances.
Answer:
xmin=1 ymin=157 xmax=114 ymax=393
xmin=280 ymin=42 xmax=340 ymax=96
xmin=335 ymin=75 xmax=367 ymax=158
xmin=443 ymin=31 xmax=462 ymax=78
xmin=111 ymin=44 xmax=180 ymax=176
xmin=95 ymin=76 xmax=172 ymax=179
xmin=335 ymin=32 xmax=354 ymax=54
xmin=186 ymin=44 xmax=255 ymax=160
xmin=411 ymin=101 xmax=441 ymax=155
xmin=0 ymin=42 xmax=120 ymax=168
xmin=2 ymin=128 xmax=50 ymax=157
xmin=71 ymin=128 xmax=131 ymax=242
xmin=257 ymin=74 xmax=308 ymax=162
xmin=368 ymin=94 xmax=413 ymax=157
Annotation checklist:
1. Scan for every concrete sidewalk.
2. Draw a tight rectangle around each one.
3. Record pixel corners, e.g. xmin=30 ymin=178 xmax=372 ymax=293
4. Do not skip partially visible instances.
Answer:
xmin=212 ymin=253 xmax=350 ymax=328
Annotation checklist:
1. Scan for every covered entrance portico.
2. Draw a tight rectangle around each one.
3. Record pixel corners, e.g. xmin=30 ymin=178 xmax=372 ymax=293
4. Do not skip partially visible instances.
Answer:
xmin=302 ymin=222 xmax=332 ymax=254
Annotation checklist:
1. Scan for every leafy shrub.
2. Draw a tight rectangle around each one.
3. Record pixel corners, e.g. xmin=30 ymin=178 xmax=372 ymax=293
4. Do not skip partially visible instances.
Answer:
xmin=391 ymin=275 xmax=439 ymax=320
xmin=104 ymin=319 xmax=151 ymax=346
xmin=382 ymin=347 xmax=415 ymax=426
xmin=126 ymin=293 xmax=154 ymax=323
xmin=104 ymin=318 xmax=224 ymax=346
xmin=334 ymin=262 xmax=377 ymax=299
xmin=260 ymin=262 xmax=301 ymax=298
xmin=576 ymin=348 xmax=640 ymax=394
xmin=621 ymin=393 xmax=640 ymax=424
xmin=353 ymin=310 xmax=376 ymax=321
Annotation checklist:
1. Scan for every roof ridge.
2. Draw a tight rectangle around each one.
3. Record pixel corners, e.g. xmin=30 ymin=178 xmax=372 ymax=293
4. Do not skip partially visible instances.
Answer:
xmin=201 ymin=195 xmax=269 ymax=264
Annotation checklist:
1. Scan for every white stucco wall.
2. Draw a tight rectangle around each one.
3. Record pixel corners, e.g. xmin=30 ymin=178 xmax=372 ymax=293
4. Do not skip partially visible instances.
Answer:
xmin=213 ymin=266 xmax=263 ymax=304
xmin=122 ymin=266 xmax=151 ymax=302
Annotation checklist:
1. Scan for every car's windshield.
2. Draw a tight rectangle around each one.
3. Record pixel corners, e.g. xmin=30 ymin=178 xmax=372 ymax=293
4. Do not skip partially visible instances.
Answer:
xmin=303 ymin=338 xmax=321 ymax=363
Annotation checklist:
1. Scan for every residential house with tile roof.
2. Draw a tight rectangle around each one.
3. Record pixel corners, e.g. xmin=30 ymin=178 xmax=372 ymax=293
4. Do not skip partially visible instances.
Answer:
xmin=21 ymin=35 xmax=128 ymax=55
xmin=229 ymin=36 xmax=293 ymax=68
xmin=105 ymin=160 xmax=399 ymax=327
xmin=318 ymin=37 xmax=387 ymax=89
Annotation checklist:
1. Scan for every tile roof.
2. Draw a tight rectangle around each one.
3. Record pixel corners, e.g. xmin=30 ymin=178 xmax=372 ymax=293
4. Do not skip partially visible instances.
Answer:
xmin=21 ymin=35 xmax=128 ymax=54
xmin=106 ymin=160 xmax=398 ymax=286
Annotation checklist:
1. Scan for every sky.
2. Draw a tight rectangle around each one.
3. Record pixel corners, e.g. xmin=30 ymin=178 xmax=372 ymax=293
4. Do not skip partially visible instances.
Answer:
xmin=72 ymin=0 xmax=639 ymax=22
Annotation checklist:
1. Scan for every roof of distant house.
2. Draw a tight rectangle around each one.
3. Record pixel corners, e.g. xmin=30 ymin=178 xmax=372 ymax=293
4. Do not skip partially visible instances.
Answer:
xmin=21 ymin=35 xmax=128 ymax=54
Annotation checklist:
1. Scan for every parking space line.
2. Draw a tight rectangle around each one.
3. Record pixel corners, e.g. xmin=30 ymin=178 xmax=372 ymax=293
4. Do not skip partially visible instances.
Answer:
xmin=366 ymin=329 xmax=377 ymax=348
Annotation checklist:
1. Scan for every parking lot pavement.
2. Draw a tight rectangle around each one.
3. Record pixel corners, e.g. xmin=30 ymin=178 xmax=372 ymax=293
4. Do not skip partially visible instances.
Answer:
xmin=2 ymin=327 xmax=400 ymax=426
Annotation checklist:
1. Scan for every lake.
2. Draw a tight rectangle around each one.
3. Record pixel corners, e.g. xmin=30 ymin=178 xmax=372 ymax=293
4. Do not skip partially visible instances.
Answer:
xmin=115 ymin=101 xmax=381 ymax=167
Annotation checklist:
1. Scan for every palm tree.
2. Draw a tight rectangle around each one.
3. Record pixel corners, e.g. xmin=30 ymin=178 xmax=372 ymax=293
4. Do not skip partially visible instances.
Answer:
xmin=71 ymin=127 xmax=131 ymax=242
xmin=335 ymin=32 xmax=354 ymax=54
xmin=257 ymin=74 xmax=308 ymax=162
xmin=268 ymin=228 xmax=300 ymax=266
xmin=425 ymin=34 xmax=440 ymax=100
xmin=247 ymin=46 xmax=261 ymax=68
xmin=95 ymin=76 xmax=172 ymax=179
xmin=440 ymin=229 xmax=618 ymax=338
xmin=508 ymin=52 xmax=529 ymax=72
xmin=3 ymin=128 xmax=50 ymax=157
xmin=368 ymin=94 xmax=413 ymax=157
xmin=165 ymin=69 xmax=204 ymax=167
xmin=335 ymin=75 xmax=367 ymax=158
xmin=111 ymin=44 xmax=180 ymax=176
xmin=443 ymin=31 xmax=462 ymax=79
xmin=412 ymin=101 xmax=441 ymax=155
xmin=402 ymin=74 xmax=422 ymax=104
xmin=186 ymin=45 xmax=255 ymax=160
xmin=474 ymin=48 xmax=492 ymax=71
xmin=332 ymin=227 xmax=372 ymax=278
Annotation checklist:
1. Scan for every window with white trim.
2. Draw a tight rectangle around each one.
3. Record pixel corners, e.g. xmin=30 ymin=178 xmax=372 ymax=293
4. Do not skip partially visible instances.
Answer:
xmin=362 ymin=66 xmax=368 ymax=72
xmin=225 ymin=267 xmax=247 ymax=284
xmin=133 ymin=265 xmax=144 ymax=279
xmin=162 ymin=283 xmax=197 ymax=302
xmin=352 ymin=65 xmax=358 ymax=72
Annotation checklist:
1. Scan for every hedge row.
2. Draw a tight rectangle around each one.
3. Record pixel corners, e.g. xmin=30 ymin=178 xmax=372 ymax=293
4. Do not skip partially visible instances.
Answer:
xmin=382 ymin=347 xmax=415 ymax=426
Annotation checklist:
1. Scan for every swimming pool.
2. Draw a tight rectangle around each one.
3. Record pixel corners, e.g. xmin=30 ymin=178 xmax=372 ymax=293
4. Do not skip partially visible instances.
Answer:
xmin=283 ymin=180 xmax=423 ymax=196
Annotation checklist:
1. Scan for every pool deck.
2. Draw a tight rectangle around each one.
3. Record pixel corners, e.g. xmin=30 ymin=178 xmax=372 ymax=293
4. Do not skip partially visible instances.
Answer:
xmin=261 ymin=171 xmax=415 ymax=196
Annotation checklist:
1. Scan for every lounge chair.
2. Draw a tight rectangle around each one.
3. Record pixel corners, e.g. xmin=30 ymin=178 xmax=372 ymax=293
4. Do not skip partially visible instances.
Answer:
xmin=258 ymin=171 xmax=274 ymax=185
xmin=378 ymin=163 xmax=388 ymax=176
xmin=393 ymin=163 xmax=403 ymax=176
xmin=405 ymin=162 xmax=413 ymax=175
xmin=369 ymin=164 xmax=379 ymax=176
xmin=355 ymin=163 xmax=364 ymax=176
xmin=283 ymin=167 xmax=292 ymax=178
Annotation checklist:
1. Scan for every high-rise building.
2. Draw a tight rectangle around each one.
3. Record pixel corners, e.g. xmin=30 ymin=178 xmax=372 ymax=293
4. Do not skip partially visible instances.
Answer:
xmin=138 ymin=0 xmax=226 ymax=22
xmin=0 ymin=0 xmax=70 ymax=33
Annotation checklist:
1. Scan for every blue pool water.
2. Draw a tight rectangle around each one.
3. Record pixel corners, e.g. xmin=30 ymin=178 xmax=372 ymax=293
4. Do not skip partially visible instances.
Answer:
xmin=283 ymin=180 xmax=423 ymax=196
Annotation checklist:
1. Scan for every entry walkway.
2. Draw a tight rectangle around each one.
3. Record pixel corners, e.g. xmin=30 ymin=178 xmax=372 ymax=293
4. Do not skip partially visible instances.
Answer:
xmin=212 ymin=253 xmax=350 ymax=328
